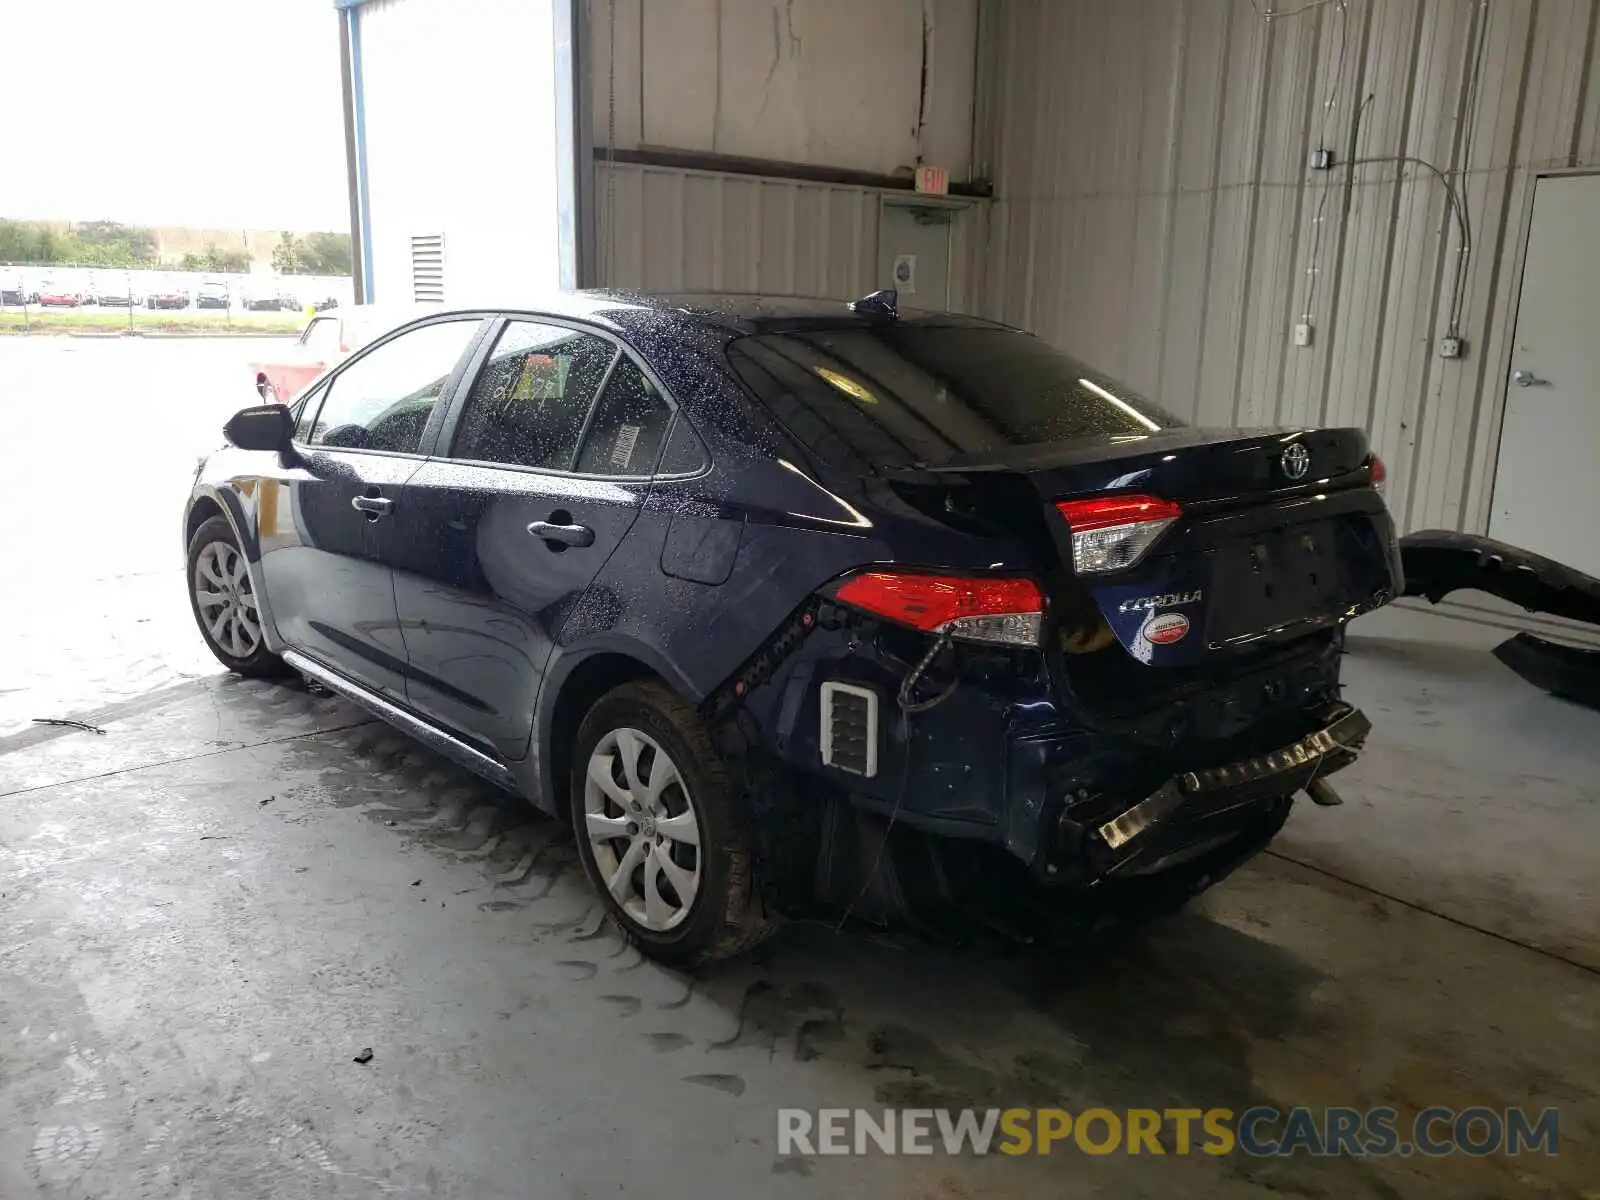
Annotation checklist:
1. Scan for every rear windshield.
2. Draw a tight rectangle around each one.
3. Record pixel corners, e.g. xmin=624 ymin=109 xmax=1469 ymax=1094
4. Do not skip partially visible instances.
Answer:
xmin=725 ymin=326 xmax=1181 ymax=472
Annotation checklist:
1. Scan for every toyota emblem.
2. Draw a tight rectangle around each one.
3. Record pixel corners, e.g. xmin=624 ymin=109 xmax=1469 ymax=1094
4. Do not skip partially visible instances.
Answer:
xmin=1281 ymin=443 xmax=1311 ymax=480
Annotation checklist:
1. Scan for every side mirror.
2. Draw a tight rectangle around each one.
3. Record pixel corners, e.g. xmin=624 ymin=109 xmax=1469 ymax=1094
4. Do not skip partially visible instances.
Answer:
xmin=224 ymin=403 xmax=296 ymax=456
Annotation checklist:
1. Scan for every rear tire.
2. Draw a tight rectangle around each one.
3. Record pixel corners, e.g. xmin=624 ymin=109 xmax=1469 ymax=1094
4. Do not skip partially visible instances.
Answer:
xmin=186 ymin=515 xmax=290 ymax=678
xmin=570 ymin=681 xmax=771 ymax=966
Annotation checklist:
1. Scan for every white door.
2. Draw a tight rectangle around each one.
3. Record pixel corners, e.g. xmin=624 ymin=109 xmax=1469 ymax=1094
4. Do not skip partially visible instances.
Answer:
xmin=1489 ymin=174 xmax=1600 ymax=577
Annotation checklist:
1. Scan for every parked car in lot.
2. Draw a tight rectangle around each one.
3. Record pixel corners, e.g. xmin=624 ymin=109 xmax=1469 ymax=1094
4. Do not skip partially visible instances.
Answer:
xmin=184 ymin=290 xmax=1399 ymax=966
xmin=243 ymin=290 xmax=298 ymax=312
xmin=0 ymin=277 xmax=39 ymax=305
xmin=248 ymin=305 xmax=408 ymax=404
xmin=38 ymin=283 xmax=85 ymax=307
xmin=147 ymin=287 xmax=190 ymax=310
xmin=96 ymin=281 xmax=138 ymax=307
xmin=195 ymin=282 xmax=231 ymax=310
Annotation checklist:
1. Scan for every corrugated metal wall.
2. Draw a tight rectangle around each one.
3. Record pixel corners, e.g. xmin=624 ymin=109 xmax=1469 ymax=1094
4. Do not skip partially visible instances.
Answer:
xmin=980 ymin=0 xmax=1600 ymax=534
xmin=594 ymin=161 xmax=990 ymax=312
xmin=587 ymin=0 xmax=978 ymax=179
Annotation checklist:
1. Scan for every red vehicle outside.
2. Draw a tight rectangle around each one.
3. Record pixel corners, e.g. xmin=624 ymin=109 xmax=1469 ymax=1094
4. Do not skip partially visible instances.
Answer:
xmin=38 ymin=285 xmax=84 ymax=307
xmin=249 ymin=306 xmax=412 ymax=404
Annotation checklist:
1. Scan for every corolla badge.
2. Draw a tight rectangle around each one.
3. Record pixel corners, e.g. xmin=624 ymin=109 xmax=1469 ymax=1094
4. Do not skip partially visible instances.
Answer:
xmin=1119 ymin=589 xmax=1203 ymax=613
xmin=1281 ymin=442 xmax=1311 ymax=480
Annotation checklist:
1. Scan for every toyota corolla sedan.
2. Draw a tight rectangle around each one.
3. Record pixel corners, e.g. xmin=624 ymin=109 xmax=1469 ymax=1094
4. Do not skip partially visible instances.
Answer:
xmin=183 ymin=291 xmax=1399 ymax=965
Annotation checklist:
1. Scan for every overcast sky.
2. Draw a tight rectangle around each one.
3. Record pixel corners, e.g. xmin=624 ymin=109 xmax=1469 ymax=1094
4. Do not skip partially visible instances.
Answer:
xmin=6 ymin=0 xmax=349 ymax=231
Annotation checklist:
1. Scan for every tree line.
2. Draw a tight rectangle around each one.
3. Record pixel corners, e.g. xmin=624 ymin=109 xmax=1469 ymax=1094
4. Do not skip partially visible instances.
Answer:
xmin=270 ymin=230 xmax=353 ymax=276
xmin=0 ymin=219 xmax=158 ymax=268
xmin=0 ymin=219 xmax=352 ymax=276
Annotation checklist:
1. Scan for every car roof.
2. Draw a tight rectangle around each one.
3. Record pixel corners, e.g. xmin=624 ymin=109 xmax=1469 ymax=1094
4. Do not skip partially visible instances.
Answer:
xmin=416 ymin=289 xmax=1010 ymax=337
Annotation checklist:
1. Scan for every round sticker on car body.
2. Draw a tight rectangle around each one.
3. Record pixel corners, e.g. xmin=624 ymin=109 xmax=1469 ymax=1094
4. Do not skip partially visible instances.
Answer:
xmin=1144 ymin=611 xmax=1190 ymax=645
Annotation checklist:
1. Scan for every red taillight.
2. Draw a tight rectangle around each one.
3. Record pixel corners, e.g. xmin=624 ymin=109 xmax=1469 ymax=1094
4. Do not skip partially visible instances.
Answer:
xmin=1054 ymin=494 xmax=1182 ymax=574
xmin=1055 ymin=494 xmax=1182 ymax=532
xmin=1368 ymin=455 xmax=1387 ymax=485
xmin=833 ymin=572 xmax=1044 ymax=646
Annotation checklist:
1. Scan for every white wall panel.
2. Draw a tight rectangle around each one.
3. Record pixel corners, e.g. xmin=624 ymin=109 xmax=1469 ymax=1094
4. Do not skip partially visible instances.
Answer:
xmin=594 ymin=161 xmax=987 ymax=313
xmin=982 ymin=0 xmax=1600 ymax=536
xmin=360 ymin=0 xmax=562 ymax=304
xmin=588 ymin=0 xmax=978 ymax=179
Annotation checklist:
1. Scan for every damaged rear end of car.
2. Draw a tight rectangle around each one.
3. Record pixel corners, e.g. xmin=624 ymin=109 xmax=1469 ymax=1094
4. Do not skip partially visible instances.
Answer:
xmin=702 ymin=312 xmax=1401 ymax=939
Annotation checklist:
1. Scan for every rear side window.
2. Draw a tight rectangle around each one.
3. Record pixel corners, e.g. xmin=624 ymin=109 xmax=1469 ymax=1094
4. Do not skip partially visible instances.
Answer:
xmin=725 ymin=327 xmax=1181 ymax=473
xmin=574 ymin=358 xmax=672 ymax=476
xmin=451 ymin=321 xmax=617 ymax=470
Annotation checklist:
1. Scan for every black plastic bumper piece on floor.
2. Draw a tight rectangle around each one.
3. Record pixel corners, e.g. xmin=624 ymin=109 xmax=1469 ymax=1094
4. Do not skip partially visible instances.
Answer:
xmin=1493 ymin=633 xmax=1600 ymax=712
xmin=1397 ymin=531 xmax=1600 ymax=710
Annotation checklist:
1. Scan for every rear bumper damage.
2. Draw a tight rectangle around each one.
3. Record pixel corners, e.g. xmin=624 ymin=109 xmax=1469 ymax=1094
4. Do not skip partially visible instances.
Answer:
xmin=719 ymin=599 xmax=1366 ymax=926
xmin=1069 ymin=705 xmax=1368 ymax=881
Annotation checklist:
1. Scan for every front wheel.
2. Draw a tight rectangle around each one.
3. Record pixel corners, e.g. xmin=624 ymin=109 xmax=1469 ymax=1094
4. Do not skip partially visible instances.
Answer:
xmin=571 ymin=681 xmax=771 ymax=966
xmin=186 ymin=515 xmax=289 ymax=677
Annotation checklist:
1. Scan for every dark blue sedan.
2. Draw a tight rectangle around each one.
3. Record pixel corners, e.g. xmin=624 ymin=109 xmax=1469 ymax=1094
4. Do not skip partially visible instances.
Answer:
xmin=184 ymin=290 xmax=1400 ymax=964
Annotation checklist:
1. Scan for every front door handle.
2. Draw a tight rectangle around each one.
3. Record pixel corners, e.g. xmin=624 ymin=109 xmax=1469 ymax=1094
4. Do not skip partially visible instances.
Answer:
xmin=351 ymin=495 xmax=393 ymax=517
xmin=1512 ymin=369 xmax=1551 ymax=388
xmin=528 ymin=519 xmax=594 ymax=549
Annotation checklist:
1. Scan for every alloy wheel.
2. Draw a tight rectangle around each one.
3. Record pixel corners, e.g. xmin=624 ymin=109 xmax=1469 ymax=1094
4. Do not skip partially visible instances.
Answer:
xmin=583 ymin=727 xmax=702 ymax=932
xmin=193 ymin=539 xmax=262 ymax=659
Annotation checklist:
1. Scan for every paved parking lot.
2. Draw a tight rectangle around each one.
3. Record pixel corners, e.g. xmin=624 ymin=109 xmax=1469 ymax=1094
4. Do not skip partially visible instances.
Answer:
xmin=0 ymin=338 xmax=1595 ymax=1198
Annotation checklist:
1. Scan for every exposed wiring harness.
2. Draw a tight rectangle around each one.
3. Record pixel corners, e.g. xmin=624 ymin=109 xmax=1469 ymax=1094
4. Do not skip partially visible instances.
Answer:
xmin=897 ymin=628 xmax=958 ymax=714
xmin=834 ymin=629 xmax=959 ymax=930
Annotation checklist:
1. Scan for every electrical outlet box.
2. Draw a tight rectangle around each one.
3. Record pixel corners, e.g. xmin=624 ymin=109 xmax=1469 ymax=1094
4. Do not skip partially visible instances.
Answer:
xmin=1310 ymin=147 xmax=1335 ymax=171
xmin=1293 ymin=322 xmax=1314 ymax=348
xmin=1438 ymin=336 xmax=1465 ymax=359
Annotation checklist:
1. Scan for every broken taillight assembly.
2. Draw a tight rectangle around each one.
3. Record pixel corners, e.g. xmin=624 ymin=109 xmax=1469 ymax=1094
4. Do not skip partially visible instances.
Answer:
xmin=1055 ymin=494 xmax=1182 ymax=574
xmin=833 ymin=572 xmax=1044 ymax=647
xmin=1368 ymin=454 xmax=1388 ymax=493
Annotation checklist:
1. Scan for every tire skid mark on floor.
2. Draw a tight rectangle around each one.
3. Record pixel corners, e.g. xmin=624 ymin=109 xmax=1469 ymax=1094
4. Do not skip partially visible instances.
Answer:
xmin=230 ymin=685 xmax=866 ymax=1099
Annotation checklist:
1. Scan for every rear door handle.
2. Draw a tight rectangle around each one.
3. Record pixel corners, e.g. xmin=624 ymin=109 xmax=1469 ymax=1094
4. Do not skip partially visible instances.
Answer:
xmin=528 ymin=519 xmax=594 ymax=548
xmin=351 ymin=495 xmax=393 ymax=516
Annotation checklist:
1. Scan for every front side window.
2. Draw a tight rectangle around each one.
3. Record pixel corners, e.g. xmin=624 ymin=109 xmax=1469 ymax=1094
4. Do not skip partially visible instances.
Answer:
xmin=304 ymin=319 xmax=479 ymax=454
xmin=450 ymin=321 xmax=617 ymax=470
xmin=292 ymin=380 xmax=328 ymax=442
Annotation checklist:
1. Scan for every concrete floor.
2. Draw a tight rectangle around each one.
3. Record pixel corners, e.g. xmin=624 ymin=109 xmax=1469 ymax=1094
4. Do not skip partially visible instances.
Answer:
xmin=1 ymin=340 xmax=1596 ymax=1197
xmin=0 ymin=617 xmax=1594 ymax=1199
